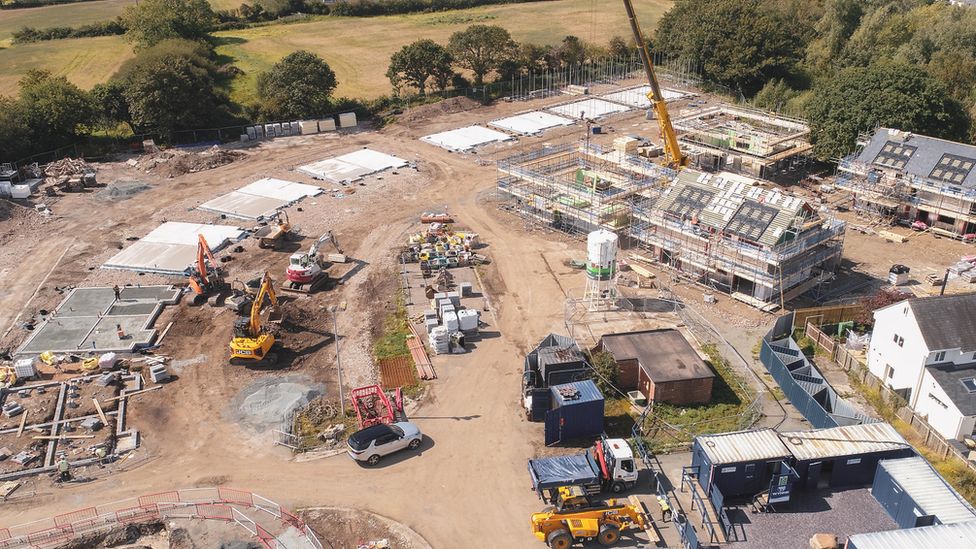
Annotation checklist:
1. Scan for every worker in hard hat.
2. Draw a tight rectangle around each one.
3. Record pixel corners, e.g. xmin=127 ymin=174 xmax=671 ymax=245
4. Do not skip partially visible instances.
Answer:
xmin=57 ymin=457 xmax=71 ymax=481
xmin=657 ymin=495 xmax=672 ymax=522
xmin=94 ymin=446 xmax=107 ymax=467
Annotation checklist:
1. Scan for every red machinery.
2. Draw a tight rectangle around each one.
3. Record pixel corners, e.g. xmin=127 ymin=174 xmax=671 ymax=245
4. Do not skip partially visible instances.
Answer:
xmin=350 ymin=385 xmax=405 ymax=429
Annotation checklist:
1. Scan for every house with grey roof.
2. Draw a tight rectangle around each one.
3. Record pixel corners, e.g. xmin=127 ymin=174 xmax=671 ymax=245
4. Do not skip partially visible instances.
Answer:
xmin=868 ymin=293 xmax=976 ymax=441
xmin=631 ymin=169 xmax=846 ymax=308
xmin=837 ymin=128 xmax=976 ymax=238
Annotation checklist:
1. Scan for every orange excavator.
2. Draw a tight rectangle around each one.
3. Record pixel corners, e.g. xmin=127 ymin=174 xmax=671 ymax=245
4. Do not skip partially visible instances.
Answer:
xmin=187 ymin=234 xmax=229 ymax=305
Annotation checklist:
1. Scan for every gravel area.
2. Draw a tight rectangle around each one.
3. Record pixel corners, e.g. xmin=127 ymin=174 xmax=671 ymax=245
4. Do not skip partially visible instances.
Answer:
xmin=725 ymin=486 xmax=897 ymax=549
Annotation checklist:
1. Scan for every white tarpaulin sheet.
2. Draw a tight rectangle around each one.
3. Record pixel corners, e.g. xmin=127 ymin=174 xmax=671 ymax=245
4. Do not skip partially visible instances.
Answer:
xmin=548 ymin=98 xmax=629 ymax=119
xmin=198 ymin=177 xmax=322 ymax=219
xmin=489 ymin=111 xmax=575 ymax=135
xmin=297 ymin=149 xmax=407 ymax=182
xmin=103 ymin=222 xmax=247 ymax=275
xmin=601 ymin=86 xmax=689 ymax=108
xmin=421 ymin=125 xmax=514 ymax=151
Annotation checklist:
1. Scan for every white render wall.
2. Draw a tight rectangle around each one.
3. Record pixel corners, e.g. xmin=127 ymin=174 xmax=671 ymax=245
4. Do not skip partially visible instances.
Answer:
xmin=869 ymin=303 xmax=930 ymax=398
xmin=926 ymin=348 xmax=976 ymax=367
xmin=916 ymin=368 xmax=976 ymax=441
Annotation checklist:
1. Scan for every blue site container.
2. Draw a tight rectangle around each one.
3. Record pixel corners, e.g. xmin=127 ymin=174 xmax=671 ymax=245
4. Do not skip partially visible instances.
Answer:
xmin=545 ymin=380 xmax=604 ymax=446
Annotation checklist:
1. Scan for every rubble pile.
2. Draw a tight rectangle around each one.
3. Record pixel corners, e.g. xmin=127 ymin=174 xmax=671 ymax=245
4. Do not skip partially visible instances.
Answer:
xmin=135 ymin=145 xmax=246 ymax=178
xmin=43 ymin=158 xmax=97 ymax=192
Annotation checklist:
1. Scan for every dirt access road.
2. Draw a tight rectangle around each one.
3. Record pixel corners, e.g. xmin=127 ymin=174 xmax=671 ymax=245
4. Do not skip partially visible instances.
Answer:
xmin=0 ymin=92 xmax=657 ymax=547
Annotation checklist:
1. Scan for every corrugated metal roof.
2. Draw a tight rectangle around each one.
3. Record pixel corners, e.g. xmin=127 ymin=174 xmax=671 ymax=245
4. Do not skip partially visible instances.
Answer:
xmin=696 ymin=429 xmax=791 ymax=465
xmin=879 ymin=456 xmax=976 ymax=524
xmin=550 ymin=380 xmax=604 ymax=406
xmin=781 ymin=423 xmax=910 ymax=461
xmin=847 ymin=521 xmax=976 ymax=549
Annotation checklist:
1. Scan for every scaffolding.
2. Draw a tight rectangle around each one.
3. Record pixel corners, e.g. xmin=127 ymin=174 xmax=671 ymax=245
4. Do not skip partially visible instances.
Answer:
xmin=836 ymin=130 xmax=976 ymax=236
xmin=672 ymin=105 xmax=813 ymax=178
xmin=629 ymin=171 xmax=845 ymax=308
xmin=498 ymin=145 xmax=846 ymax=309
xmin=497 ymin=142 xmax=676 ymax=238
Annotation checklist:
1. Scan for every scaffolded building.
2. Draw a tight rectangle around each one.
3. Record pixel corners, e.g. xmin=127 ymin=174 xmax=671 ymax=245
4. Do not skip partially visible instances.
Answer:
xmin=673 ymin=105 xmax=812 ymax=178
xmin=498 ymin=144 xmax=846 ymax=309
xmin=631 ymin=170 xmax=845 ymax=308
xmin=837 ymin=128 xmax=976 ymax=239
xmin=497 ymin=142 xmax=675 ymax=236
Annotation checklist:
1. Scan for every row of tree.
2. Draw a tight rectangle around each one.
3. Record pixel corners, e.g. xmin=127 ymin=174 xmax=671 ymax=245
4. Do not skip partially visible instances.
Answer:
xmin=387 ymin=25 xmax=637 ymax=96
xmin=0 ymin=0 xmax=344 ymax=161
xmin=654 ymin=0 xmax=976 ymax=159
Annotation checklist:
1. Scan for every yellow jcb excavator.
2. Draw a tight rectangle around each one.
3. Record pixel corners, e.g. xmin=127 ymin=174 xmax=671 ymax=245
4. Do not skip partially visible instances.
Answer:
xmin=531 ymin=485 xmax=656 ymax=549
xmin=229 ymin=271 xmax=283 ymax=365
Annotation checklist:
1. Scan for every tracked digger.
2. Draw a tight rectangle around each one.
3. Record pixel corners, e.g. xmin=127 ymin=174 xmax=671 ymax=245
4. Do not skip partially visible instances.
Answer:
xmin=284 ymin=230 xmax=346 ymax=293
xmin=187 ymin=234 xmax=229 ymax=306
xmin=229 ymin=271 xmax=283 ymax=365
xmin=531 ymin=485 xmax=655 ymax=549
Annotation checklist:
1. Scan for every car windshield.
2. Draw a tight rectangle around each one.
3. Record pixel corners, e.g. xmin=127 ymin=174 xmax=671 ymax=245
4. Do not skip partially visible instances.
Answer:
xmin=390 ymin=425 xmax=404 ymax=437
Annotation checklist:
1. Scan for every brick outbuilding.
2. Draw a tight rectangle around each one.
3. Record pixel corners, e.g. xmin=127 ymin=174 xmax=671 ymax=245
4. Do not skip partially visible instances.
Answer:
xmin=596 ymin=329 xmax=714 ymax=405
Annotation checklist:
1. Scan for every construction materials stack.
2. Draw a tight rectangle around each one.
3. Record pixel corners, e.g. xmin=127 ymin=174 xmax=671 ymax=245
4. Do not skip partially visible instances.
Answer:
xmin=430 ymin=327 xmax=450 ymax=355
xmin=404 ymin=224 xmax=485 ymax=269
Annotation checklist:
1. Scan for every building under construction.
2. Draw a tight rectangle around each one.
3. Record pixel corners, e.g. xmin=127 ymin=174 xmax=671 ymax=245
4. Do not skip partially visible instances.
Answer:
xmin=673 ymin=105 xmax=812 ymax=178
xmin=499 ymin=143 xmax=846 ymax=309
xmin=631 ymin=170 xmax=845 ymax=308
xmin=497 ymin=141 xmax=675 ymax=236
xmin=837 ymin=128 xmax=976 ymax=238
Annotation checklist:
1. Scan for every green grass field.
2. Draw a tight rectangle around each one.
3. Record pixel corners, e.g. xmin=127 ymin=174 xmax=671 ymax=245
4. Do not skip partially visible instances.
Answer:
xmin=214 ymin=0 xmax=671 ymax=101
xmin=0 ymin=0 xmax=671 ymax=100
xmin=0 ymin=35 xmax=133 ymax=95
xmin=0 ymin=0 xmax=137 ymax=41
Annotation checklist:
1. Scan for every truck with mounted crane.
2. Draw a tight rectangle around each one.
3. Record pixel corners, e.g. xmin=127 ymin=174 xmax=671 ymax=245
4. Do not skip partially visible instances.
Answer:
xmin=528 ymin=437 xmax=640 ymax=499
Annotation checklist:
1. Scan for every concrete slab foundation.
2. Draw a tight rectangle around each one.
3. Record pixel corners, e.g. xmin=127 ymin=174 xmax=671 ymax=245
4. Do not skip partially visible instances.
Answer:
xmin=198 ymin=178 xmax=322 ymax=220
xmin=489 ymin=111 xmax=575 ymax=135
xmin=548 ymin=98 xmax=630 ymax=119
xmin=296 ymin=148 xmax=407 ymax=183
xmin=15 ymin=286 xmax=181 ymax=356
xmin=103 ymin=222 xmax=246 ymax=275
xmin=421 ymin=125 xmax=514 ymax=152
xmin=601 ymin=85 xmax=689 ymax=108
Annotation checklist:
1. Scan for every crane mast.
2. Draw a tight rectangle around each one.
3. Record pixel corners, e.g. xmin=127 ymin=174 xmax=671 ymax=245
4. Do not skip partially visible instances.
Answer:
xmin=622 ymin=0 xmax=686 ymax=167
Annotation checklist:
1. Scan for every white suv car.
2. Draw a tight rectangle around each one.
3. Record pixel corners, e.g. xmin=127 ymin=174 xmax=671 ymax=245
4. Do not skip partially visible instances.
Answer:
xmin=347 ymin=422 xmax=422 ymax=465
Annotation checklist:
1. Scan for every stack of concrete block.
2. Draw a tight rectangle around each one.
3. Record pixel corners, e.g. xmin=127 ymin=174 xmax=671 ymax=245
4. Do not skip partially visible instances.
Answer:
xmin=149 ymin=364 xmax=170 ymax=383
xmin=80 ymin=417 xmax=103 ymax=432
xmin=13 ymin=358 xmax=37 ymax=380
xmin=339 ymin=112 xmax=358 ymax=128
xmin=95 ymin=372 xmax=117 ymax=387
xmin=424 ymin=309 xmax=439 ymax=333
xmin=460 ymin=282 xmax=473 ymax=297
xmin=2 ymin=402 xmax=23 ymax=418
xmin=11 ymin=451 xmax=37 ymax=466
xmin=443 ymin=311 xmax=459 ymax=332
xmin=299 ymin=120 xmax=319 ymax=134
xmin=319 ymin=118 xmax=337 ymax=132
xmin=430 ymin=326 xmax=450 ymax=355
xmin=458 ymin=309 xmax=479 ymax=332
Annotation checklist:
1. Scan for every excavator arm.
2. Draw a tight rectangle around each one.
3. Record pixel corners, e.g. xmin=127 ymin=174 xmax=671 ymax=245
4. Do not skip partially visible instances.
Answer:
xmin=622 ymin=0 xmax=686 ymax=168
xmin=248 ymin=272 xmax=280 ymax=337
xmin=189 ymin=234 xmax=221 ymax=295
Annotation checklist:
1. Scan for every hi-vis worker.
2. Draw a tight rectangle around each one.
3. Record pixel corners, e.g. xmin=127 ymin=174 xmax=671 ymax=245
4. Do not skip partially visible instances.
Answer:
xmin=57 ymin=457 xmax=71 ymax=481
xmin=657 ymin=495 xmax=673 ymax=522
